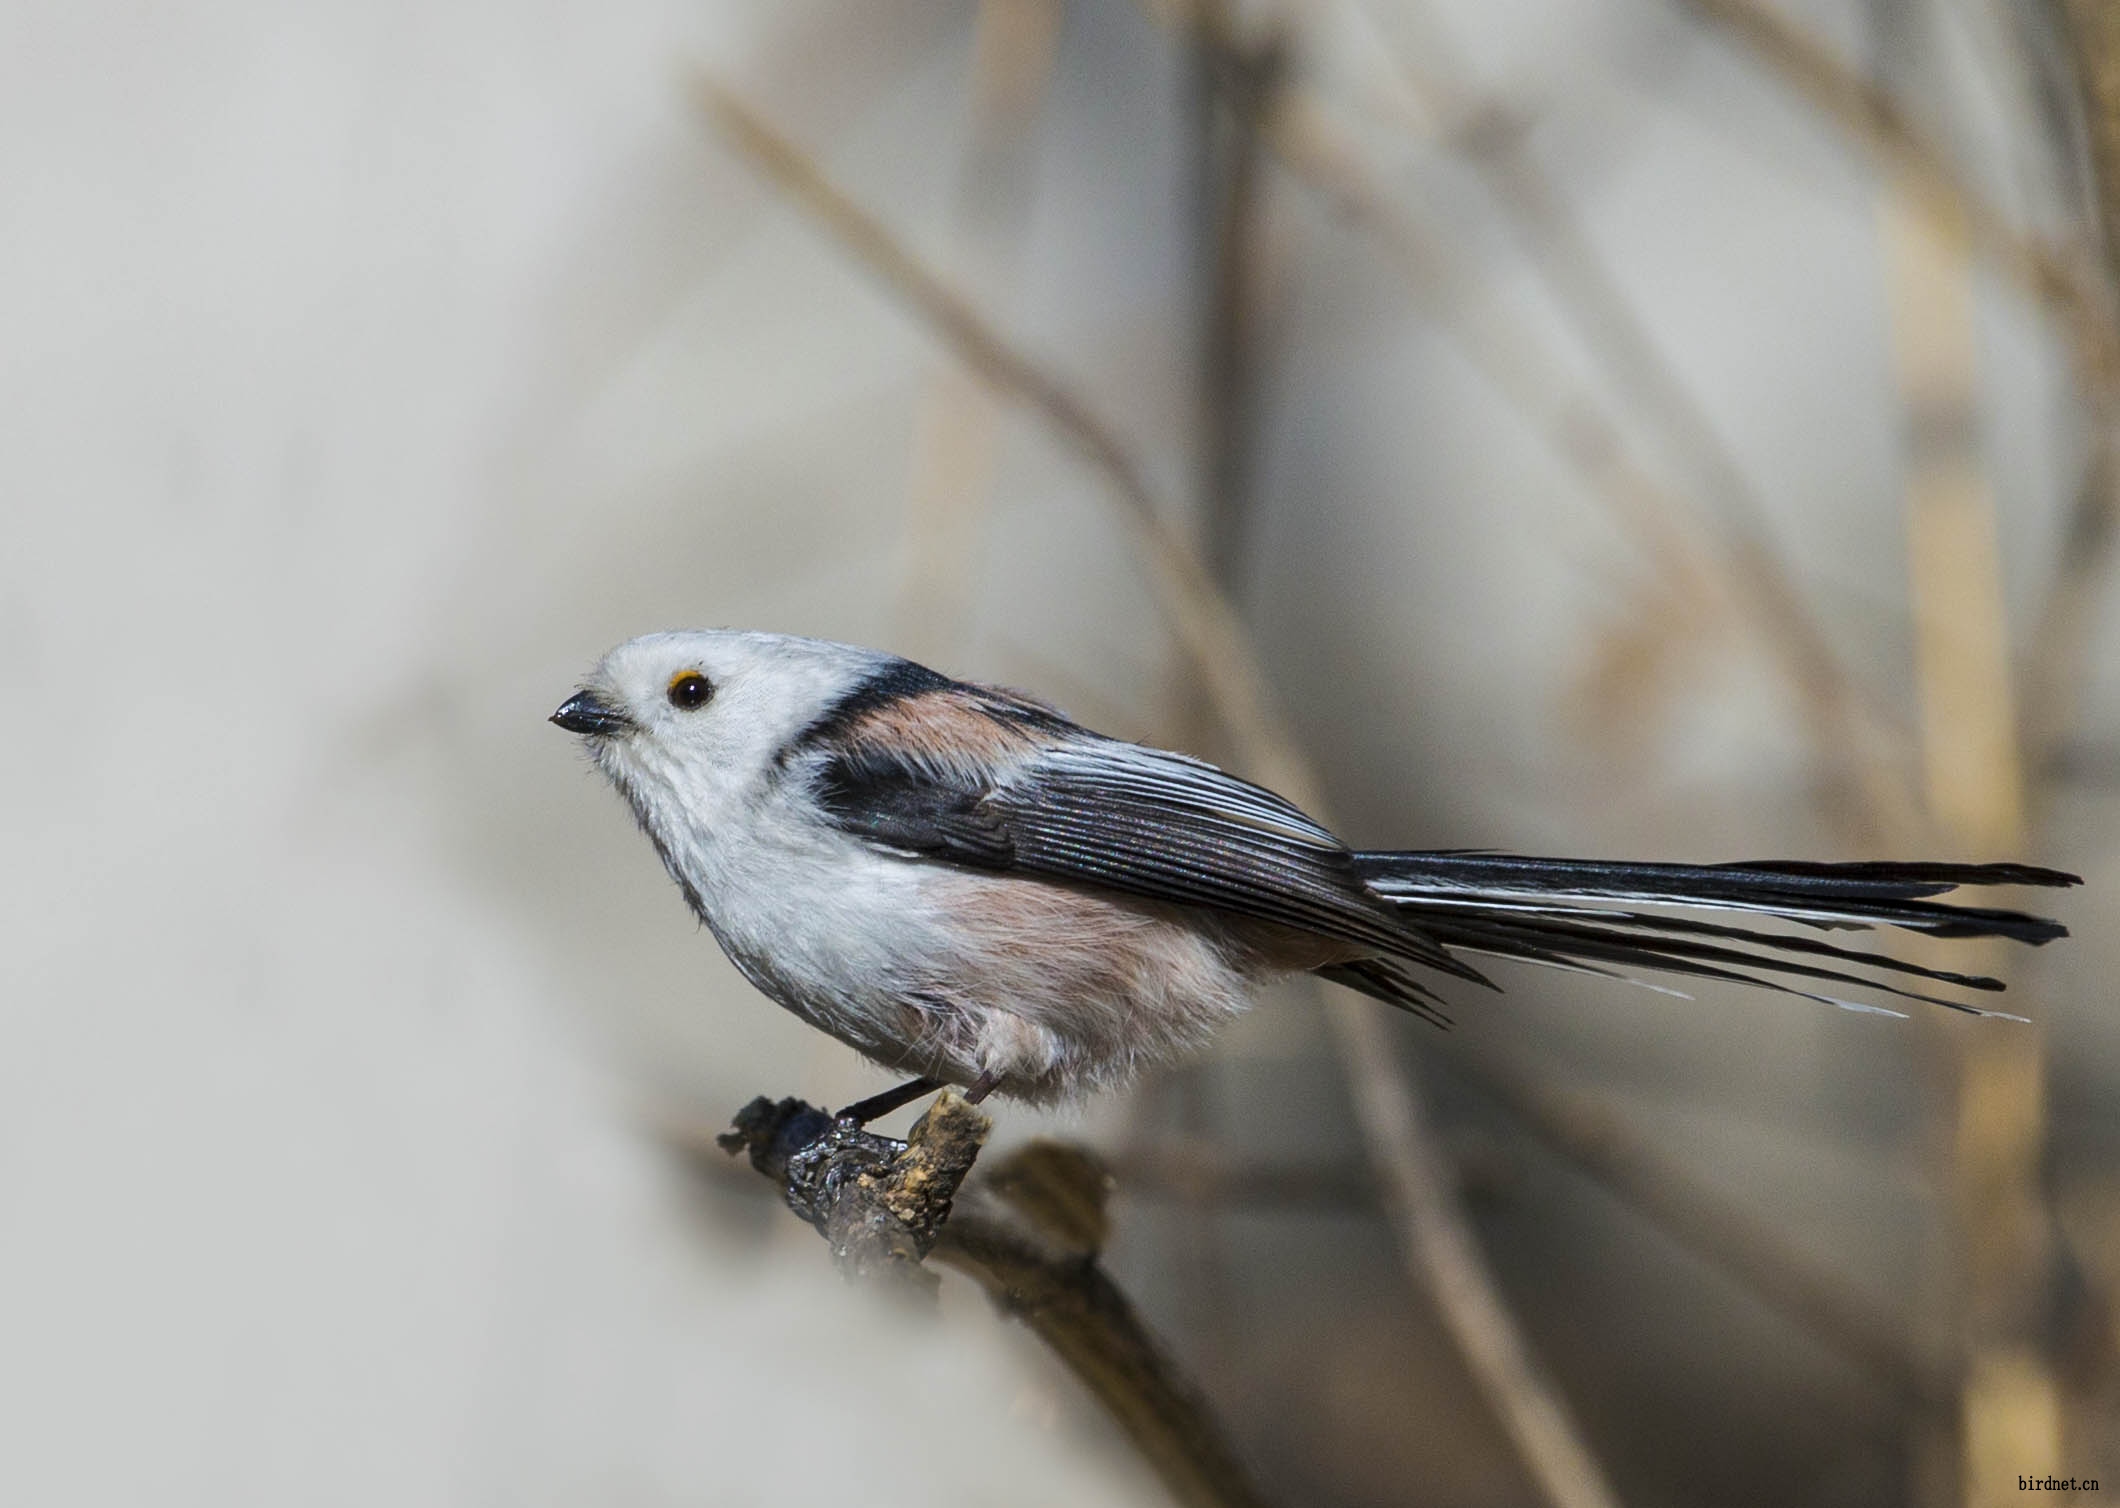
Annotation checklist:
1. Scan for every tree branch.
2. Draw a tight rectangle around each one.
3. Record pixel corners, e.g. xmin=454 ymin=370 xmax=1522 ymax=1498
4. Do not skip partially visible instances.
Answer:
xmin=718 ymin=1092 xmax=990 ymax=1289
xmin=717 ymin=1092 xmax=1276 ymax=1508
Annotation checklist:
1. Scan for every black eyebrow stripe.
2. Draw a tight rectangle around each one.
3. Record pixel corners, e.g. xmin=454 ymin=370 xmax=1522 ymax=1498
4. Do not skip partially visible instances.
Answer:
xmin=775 ymin=659 xmax=953 ymax=766
xmin=777 ymin=658 xmax=1080 ymax=768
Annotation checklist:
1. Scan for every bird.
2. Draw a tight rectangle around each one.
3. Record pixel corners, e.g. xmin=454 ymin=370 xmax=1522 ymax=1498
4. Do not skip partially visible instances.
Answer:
xmin=551 ymin=629 xmax=2078 ymax=1120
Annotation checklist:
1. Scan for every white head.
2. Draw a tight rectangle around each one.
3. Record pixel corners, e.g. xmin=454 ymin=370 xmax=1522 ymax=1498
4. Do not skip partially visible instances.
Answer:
xmin=552 ymin=629 xmax=890 ymax=838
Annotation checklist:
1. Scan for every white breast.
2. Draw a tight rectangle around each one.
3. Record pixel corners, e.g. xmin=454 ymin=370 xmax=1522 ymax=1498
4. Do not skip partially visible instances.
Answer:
xmin=651 ymin=776 xmax=947 ymax=1045
xmin=670 ymin=792 xmax=1266 ymax=1100
xmin=621 ymin=730 xmax=1291 ymax=1101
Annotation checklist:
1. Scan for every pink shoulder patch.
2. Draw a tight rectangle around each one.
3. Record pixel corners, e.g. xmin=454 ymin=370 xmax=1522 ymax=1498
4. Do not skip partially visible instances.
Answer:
xmin=848 ymin=688 xmax=1051 ymax=767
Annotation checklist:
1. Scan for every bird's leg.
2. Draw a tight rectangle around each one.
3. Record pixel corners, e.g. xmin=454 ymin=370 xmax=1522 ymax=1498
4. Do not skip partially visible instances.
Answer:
xmin=833 ymin=1076 xmax=942 ymax=1126
xmin=965 ymin=1069 xmax=1002 ymax=1105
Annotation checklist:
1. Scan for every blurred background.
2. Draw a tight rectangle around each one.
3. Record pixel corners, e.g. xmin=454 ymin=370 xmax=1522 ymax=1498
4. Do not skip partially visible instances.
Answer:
xmin=2 ymin=0 xmax=2116 ymax=1504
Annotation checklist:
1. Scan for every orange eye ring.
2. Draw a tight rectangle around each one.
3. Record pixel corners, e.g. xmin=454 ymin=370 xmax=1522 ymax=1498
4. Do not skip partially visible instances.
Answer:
xmin=667 ymin=672 xmax=714 ymax=710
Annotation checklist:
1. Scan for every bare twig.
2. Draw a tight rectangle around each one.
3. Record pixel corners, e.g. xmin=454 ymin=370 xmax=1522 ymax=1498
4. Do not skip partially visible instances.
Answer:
xmin=669 ymin=1069 xmax=1943 ymax=1409
xmin=1870 ymin=18 xmax=2066 ymax=1497
xmin=1349 ymin=0 xmax=1774 ymax=535
xmin=1458 ymin=1055 xmax=1951 ymax=1412
xmin=718 ymin=1091 xmax=989 ymax=1289
xmin=663 ymin=1076 xmax=1929 ymax=1440
xmin=895 ymin=0 xmax=1061 ymax=662
xmin=1335 ymin=0 xmax=1930 ymax=828
xmin=1192 ymin=18 xmax=1287 ymax=586
xmin=1109 ymin=1140 xmax=1378 ymax=1209
xmin=1263 ymin=82 xmax=1916 ymax=839
xmin=2021 ymin=439 xmax=2116 ymax=809
xmin=693 ymin=74 xmax=1625 ymax=1508
xmin=2026 ymin=6 xmax=2120 ymax=804
xmin=1672 ymin=0 xmax=2120 ymax=387
xmin=1322 ymin=1008 xmax=1626 ymax=1508
xmin=1142 ymin=0 xmax=1919 ymax=837
xmin=716 ymin=1095 xmax=1276 ymax=1508
xmin=2060 ymin=0 xmax=2120 ymax=272
xmin=692 ymin=73 xmax=1297 ymax=780
xmin=934 ymin=1198 xmax=1274 ymax=1507
xmin=1181 ymin=9 xmax=1289 ymax=1378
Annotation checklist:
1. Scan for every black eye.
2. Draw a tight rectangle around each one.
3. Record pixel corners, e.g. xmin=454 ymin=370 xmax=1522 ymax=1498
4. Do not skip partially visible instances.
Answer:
xmin=667 ymin=672 xmax=714 ymax=710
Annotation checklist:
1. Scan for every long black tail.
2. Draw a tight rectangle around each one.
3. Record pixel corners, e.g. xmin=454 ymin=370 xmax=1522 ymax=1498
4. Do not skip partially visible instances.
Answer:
xmin=1350 ymin=852 xmax=2079 ymax=1020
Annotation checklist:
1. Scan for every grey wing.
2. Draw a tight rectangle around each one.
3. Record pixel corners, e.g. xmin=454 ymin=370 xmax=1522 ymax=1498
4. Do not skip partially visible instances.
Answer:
xmin=812 ymin=732 xmax=1485 ymax=987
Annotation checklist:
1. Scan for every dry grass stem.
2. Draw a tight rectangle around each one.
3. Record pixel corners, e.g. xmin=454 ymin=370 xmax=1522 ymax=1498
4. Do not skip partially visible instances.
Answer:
xmin=1879 ymin=141 xmax=2057 ymax=1505
xmin=1350 ymin=0 xmax=1796 ymax=542
xmin=1145 ymin=0 xmax=1922 ymax=835
xmin=692 ymin=73 xmax=1301 ymax=780
xmin=1191 ymin=18 xmax=1286 ymax=587
xmin=2021 ymin=442 xmax=2115 ymax=802
xmin=1462 ymin=1055 xmax=1951 ymax=1411
xmin=1263 ymin=86 xmax=1919 ymax=837
xmin=1675 ymin=0 xmax=2120 ymax=389
xmin=1109 ymin=1141 xmax=1378 ymax=1209
xmin=2028 ymin=6 xmax=2120 ymax=802
xmin=895 ymin=0 xmax=1061 ymax=663
xmin=1339 ymin=0 xmax=1939 ymax=828
xmin=1324 ymin=1002 xmax=1627 ymax=1508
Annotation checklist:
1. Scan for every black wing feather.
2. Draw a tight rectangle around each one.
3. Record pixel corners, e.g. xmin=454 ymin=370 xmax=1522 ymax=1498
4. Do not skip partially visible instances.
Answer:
xmin=813 ymin=742 xmax=1017 ymax=866
xmin=801 ymin=664 xmax=2076 ymax=1022
xmin=1356 ymin=852 xmax=2075 ymax=944
xmin=1354 ymin=850 xmax=2075 ymax=1016
xmin=812 ymin=726 xmax=1486 ymax=988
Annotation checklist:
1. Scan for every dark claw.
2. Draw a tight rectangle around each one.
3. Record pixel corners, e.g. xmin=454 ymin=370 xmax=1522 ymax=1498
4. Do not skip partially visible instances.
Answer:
xmin=834 ymin=1076 xmax=943 ymax=1126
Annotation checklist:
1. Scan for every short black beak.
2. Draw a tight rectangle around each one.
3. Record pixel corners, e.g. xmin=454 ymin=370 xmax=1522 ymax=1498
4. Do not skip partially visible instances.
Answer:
xmin=550 ymin=690 xmax=632 ymax=737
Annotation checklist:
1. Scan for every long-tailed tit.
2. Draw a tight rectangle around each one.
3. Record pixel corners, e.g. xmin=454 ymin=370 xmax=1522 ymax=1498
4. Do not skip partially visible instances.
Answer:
xmin=552 ymin=630 xmax=2077 ymax=1119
